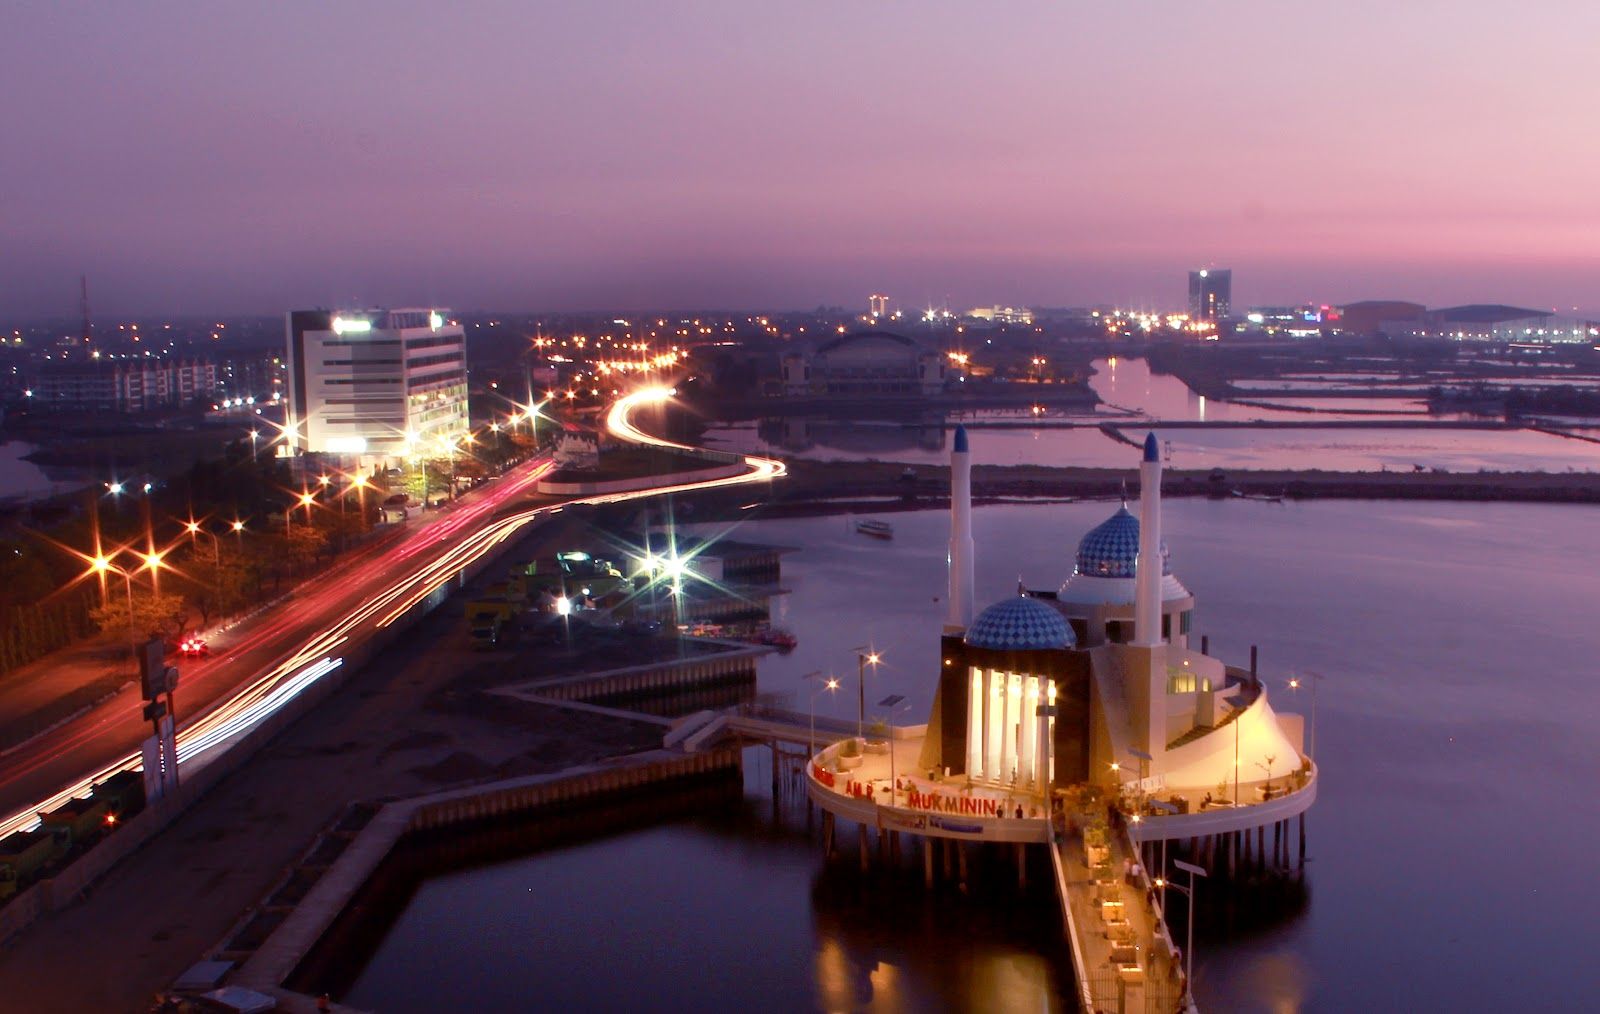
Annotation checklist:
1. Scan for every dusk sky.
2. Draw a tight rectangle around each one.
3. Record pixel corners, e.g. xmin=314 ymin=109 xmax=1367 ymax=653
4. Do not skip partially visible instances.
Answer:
xmin=8 ymin=2 xmax=1600 ymax=317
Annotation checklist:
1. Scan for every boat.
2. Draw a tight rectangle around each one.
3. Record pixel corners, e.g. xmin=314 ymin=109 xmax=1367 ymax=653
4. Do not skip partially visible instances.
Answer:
xmin=855 ymin=519 xmax=894 ymax=540
xmin=1230 ymin=489 xmax=1284 ymax=503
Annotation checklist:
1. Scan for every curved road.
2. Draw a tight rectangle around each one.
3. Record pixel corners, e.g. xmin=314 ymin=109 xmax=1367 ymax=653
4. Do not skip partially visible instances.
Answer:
xmin=0 ymin=387 xmax=783 ymax=838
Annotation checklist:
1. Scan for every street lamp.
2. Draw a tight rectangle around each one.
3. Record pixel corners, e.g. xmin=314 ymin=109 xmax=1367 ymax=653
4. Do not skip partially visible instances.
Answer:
xmin=807 ymin=672 xmax=840 ymax=757
xmin=184 ymin=520 xmax=220 ymax=563
xmin=878 ymin=694 xmax=913 ymax=804
xmin=1288 ymin=671 xmax=1324 ymax=762
xmin=90 ymin=555 xmax=137 ymax=657
xmin=1155 ymin=858 xmax=1208 ymax=1005
xmin=139 ymin=548 xmax=165 ymax=598
xmin=852 ymin=647 xmax=881 ymax=740
xmin=1225 ymin=694 xmax=1246 ymax=806
xmin=249 ymin=428 xmax=260 ymax=462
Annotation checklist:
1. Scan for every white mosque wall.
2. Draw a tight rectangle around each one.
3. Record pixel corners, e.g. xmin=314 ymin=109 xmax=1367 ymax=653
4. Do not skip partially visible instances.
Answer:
xmin=1156 ymin=692 xmax=1304 ymax=796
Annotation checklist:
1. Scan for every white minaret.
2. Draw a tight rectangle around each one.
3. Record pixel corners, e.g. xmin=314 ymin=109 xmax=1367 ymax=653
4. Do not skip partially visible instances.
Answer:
xmin=1134 ymin=431 xmax=1163 ymax=646
xmin=946 ymin=424 xmax=975 ymax=631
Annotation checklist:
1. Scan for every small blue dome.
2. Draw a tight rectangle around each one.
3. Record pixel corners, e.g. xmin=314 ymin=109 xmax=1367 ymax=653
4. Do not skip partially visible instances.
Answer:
xmin=965 ymin=596 xmax=1075 ymax=651
xmin=1075 ymin=506 xmax=1170 ymax=579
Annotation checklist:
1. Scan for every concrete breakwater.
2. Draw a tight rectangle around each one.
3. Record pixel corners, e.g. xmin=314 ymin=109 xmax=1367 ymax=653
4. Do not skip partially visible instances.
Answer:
xmin=225 ymin=746 xmax=743 ymax=1006
xmin=500 ymin=642 xmax=768 ymax=706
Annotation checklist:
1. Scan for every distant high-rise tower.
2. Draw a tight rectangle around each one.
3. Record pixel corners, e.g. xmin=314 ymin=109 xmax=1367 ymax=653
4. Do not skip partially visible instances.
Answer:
xmin=869 ymin=293 xmax=889 ymax=319
xmin=79 ymin=274 xmax=93 ymax=345
xmin=1187 ymin=269 xmax=1231 ymax=322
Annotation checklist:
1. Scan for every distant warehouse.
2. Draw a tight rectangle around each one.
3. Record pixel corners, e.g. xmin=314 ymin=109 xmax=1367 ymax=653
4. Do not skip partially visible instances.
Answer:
xmin=284 ymin=308 xmax=467 ymax=460
xmin=1340 ymin=301 xmax=1599 ymax=342
xmin=781 ymin=330 xmax=945 ymax=397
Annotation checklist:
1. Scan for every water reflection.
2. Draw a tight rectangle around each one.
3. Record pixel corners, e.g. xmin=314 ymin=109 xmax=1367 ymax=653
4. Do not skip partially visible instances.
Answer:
xmin=337 ymin=782 xmax=1072 ymax=1013
xmin=716 ymin=500 xmax=1600 ymax=1011
xmin=699 ymin=358 xmax=1597 ymax=472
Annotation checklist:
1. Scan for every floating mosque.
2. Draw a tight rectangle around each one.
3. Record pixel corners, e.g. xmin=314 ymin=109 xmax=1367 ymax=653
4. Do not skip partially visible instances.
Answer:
xmin=806 ymin=424 xmax=1318 ymax=870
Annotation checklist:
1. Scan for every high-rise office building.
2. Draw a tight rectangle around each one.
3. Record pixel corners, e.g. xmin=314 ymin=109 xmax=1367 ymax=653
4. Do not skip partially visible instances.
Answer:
xmin=1188 ymin=269 xmax=1232 ymax=322
xmin=285 ymin=308 xmax=467 ymax=458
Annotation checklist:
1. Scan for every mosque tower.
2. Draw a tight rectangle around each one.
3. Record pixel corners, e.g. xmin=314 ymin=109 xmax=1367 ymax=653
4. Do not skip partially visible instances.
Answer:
xmin=1134 ymin=432 xmax=1163 ymax=646
xmin=1123 ymin=430 xmax=1168 ymax=765
xmin=945 ymin=424 xmax=975 ymax=632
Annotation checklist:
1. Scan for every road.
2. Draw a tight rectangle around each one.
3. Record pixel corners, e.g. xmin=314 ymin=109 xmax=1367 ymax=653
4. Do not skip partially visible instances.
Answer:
xmin=0 ymin=387 xmax=783 ymax=839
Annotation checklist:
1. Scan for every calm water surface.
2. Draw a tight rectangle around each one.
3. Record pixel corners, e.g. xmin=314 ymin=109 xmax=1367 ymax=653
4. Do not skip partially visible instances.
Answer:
xmin=351 ymin=499 xmax=1600 ymax=1012
xmin=702 ymin=358 xmax=1597 ymax=472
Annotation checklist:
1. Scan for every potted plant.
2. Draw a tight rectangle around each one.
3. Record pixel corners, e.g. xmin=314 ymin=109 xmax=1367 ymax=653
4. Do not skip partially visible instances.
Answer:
xmin=1210 ymin=777 xmax=1232 ymax=807
xmin=837 ymin=737 xmax=864 ymax=771
xmin=865 ymin=718 xmax=890 ymax=754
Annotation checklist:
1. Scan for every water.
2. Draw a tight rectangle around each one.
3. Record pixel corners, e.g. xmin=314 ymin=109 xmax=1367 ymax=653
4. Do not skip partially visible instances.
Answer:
xmin=701 ymin=358 xmax=1598 ymax=471
xmin=0 ymin=441 xmax=75 ymax=501
xmin=344 ymin=802 xmax=1074 ymax=1013
xmin=348 ymin=497 xmax=1600 ymax=1011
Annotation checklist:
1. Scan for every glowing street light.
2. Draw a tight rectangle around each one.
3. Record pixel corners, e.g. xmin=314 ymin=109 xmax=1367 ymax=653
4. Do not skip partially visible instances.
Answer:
xmin=806 ymin=672 xmax=839 ymax=758
xmin=852 ymin=647 xmax=881 ymax=740
xmin=1288 ymin=671 xmax=1325 ymax=762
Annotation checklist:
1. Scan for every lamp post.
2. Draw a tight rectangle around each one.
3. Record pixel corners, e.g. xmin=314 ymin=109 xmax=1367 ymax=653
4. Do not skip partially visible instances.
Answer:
xmin=1156 ymin=858 xmax=1208 ymax=1004
xmin=249 ymin=428 xmax=260 ymax=462
xmin=1288 ymin=671 xmax=1324 ymax=762
xmin=184 ymin=521 xmax=220 ymax=564
xmin=807 ymin=672 xmax=839 ymax=758
xmin=852 ymin=647 xmax=880 ymax=740
xmin=91 ymin=556 xmax=137 ymax=656
xmin=1223 ymin=692 xmax=1254 ymax=806
xmin=878 ymin=694 xmax=912 ymax=804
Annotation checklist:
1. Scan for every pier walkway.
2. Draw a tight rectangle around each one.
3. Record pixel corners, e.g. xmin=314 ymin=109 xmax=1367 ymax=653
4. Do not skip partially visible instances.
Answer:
xmin=694 ymin=707 xmax=1197 ymax=1013
xmin=1049 ymin=813 xmax=1193 ymax=1013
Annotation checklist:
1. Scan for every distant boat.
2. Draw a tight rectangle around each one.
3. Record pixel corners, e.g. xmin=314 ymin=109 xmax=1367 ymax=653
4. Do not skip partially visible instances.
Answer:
xmin=855 ymin=519 xmax=894 ymax=540
xmin=1230 ymin=489 xmax=1284 ymax=503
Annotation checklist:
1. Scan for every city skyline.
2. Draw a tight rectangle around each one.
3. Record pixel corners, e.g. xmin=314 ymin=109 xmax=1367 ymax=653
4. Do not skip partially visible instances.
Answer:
xmin=7 ymin=3 xmax=1600 ymax=317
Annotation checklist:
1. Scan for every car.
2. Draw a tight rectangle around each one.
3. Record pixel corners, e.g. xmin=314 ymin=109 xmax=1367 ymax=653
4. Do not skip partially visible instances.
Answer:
xmin=177 ymin=637 xmax=208 ymax=657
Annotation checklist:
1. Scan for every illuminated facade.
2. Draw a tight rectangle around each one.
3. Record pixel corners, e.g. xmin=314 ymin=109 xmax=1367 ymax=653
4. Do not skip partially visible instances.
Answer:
xmin=285 ymin=308 xmax=467 ymax=457
xmin=1187 ymin=268 xmax=1231 ymax=322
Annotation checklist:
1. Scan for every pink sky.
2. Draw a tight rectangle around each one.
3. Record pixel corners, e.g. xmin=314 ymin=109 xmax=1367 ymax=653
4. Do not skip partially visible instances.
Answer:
xmin=6 ymin=2 xmax=1599 ymax=315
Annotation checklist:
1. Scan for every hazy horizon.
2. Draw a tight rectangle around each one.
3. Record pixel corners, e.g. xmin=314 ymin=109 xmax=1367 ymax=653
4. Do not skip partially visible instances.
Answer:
xmin=7 ymin=2 xmax=1599 ymax=318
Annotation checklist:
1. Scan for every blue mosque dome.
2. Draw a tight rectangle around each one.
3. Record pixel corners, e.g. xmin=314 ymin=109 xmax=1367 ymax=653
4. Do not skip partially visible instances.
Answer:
xmin=965 ymin=596 xmax=1076 ymax=651
xmin=1075 ymin=506 xmax=1170 ymax=579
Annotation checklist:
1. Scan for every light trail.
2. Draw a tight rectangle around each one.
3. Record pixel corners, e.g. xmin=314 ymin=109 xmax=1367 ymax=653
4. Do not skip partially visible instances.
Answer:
xmin=0 ymin=391 xmax=782 ymax=841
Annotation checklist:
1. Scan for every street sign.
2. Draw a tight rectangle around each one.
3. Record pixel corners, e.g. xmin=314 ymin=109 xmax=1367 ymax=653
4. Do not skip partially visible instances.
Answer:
xmin=138 ymin=638 xmax=166 ymax=699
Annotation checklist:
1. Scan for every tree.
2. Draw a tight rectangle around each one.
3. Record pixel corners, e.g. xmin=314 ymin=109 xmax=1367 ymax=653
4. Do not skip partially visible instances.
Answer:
xmin=91 ymin=590 xmax=190 ymax=643
xmin=179 ymin=549 xmax=254 ymax=628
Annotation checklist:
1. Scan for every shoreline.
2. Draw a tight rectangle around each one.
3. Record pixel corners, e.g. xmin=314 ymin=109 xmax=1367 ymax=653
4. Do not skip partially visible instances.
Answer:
xmin=683 ymin=458 xmax=1600 ymax=521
